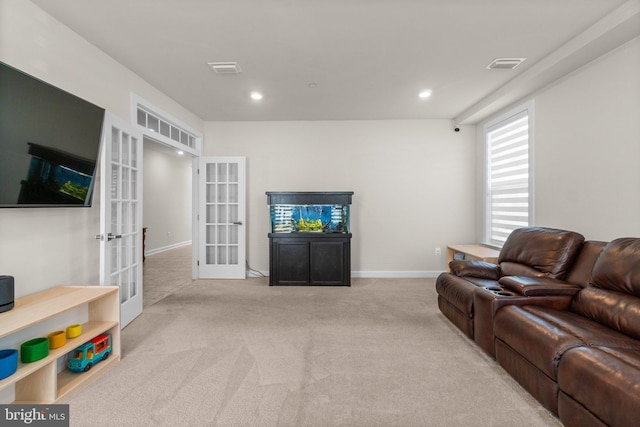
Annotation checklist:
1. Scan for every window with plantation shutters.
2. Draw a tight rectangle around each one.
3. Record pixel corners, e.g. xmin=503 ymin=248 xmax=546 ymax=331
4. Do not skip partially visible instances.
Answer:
xmin=483 ymin=103 xmax=533 ymax=247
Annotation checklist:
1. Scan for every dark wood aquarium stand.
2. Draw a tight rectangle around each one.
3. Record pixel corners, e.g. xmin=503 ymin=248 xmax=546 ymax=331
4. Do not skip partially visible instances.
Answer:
xmin=267 ymin=192 xmax=353 ymax=286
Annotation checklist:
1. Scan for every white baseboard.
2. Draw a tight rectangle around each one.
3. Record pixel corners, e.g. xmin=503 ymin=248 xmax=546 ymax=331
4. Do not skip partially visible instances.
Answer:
xmin=145 ymin=240 xmax=192 ymax=257
xmin=247 ymin=270 xmax=444 ymax=279
xmin=352 ymin=271 xmax=443 ymax=278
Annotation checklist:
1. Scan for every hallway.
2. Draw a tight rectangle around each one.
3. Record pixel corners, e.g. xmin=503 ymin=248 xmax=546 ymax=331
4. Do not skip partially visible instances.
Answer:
xmin=142 ymin=244 xmax=193 ymax=307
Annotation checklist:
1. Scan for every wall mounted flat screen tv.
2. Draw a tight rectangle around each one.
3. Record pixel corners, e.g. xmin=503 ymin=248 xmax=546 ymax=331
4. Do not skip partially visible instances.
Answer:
xmin=0 ymin=61 xmax=105 ymax=207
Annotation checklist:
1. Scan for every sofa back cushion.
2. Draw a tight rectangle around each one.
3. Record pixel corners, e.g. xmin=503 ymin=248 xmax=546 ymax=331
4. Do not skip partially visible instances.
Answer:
xmin=564 ymin=241 xmax=607 ymax=287
xmin=590 ymin=238 xmax=640 ymax=296
xmin=570 ymin=238 xmax=640 ymax=339
xmin=498 ymin=227 xmax=585 ymax=279
xmin=571 ymin=287 xmax=640 ymax=340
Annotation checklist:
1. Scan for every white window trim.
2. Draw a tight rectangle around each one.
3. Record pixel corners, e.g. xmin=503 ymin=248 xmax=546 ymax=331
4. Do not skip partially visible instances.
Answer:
xmin=130 ymin=93 xmax=203 ymax=156
xmin=482 ymin=100 xmax=535 ymax=247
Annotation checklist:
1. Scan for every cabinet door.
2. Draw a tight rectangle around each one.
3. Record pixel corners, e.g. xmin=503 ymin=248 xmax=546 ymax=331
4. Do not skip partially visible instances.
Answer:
xmin=273 ymin=240 xmax=310 ymax=285
xmin=310 ymin=240 xmax=347 ymax=285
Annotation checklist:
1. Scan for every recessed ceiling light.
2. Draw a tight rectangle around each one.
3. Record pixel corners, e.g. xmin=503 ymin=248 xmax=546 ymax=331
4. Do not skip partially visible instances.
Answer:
xmin=308 ymin=83 xmax=317 ymax=88
xmin=250 ymin=91 xmax=263 ymax=101
xmin=177 ymin=150 xmax=184 ymax=155
xmin=418 ymin=90 xmax=432 ymax=99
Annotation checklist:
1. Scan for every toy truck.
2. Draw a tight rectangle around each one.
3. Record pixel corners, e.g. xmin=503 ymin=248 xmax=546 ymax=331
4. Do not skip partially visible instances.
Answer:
xmin=68 ymin=333 xmax=111 ymax=372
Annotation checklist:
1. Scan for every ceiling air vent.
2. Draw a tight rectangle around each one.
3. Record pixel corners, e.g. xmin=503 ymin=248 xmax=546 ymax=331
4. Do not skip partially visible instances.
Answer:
xmin=207 ymin=62 xmax=242 ymax=74
xmin=486 ymin=58 xmax=526 ymax=70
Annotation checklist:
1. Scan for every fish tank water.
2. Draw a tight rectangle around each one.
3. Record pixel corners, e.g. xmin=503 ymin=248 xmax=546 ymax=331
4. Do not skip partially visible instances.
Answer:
xmin=270 ymin=204 xmax=349 ymax=233
xmin=266 ymin=192 xmax=353 ymax=234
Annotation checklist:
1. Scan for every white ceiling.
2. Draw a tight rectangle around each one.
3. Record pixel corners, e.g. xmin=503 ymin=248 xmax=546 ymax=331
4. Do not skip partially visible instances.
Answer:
xmin=32 ymin=0 xmax=640 ymax=123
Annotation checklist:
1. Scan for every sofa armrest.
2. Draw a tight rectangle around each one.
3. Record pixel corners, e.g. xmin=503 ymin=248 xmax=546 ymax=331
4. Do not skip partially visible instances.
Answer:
xmin=473 ymin=287 xmax=574 ymax=356
xmin=449 ymin=260 xmax=500 ymax=280
xmin=498 ymin=276 xmax=581 ymax=296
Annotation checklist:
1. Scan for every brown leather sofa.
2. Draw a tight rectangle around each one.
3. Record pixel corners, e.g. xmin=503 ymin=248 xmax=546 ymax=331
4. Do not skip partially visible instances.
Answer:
xmin=494 ymin=237 xmax=640 ymax=426
xmin=435 ymin=227 xmax=585 ymax=340
xmin=436 ymin=229 xmax=640 ymax=427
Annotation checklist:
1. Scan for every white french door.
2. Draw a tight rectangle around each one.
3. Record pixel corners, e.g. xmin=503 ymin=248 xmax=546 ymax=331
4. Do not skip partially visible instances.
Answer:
xmin=99 ymin=112 xmax=143 ymax=327
xmin=197 ymin=157 xmax=246 ymax=279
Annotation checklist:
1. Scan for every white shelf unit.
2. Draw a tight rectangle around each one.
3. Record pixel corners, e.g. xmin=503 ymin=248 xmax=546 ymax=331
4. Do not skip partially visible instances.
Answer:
xmin=0 ymin=286 xmax=120 ymax=403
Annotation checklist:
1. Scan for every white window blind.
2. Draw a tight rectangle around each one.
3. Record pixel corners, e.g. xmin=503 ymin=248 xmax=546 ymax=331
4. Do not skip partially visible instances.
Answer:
xmin=484 ymin=107 xmax=532 ymax=247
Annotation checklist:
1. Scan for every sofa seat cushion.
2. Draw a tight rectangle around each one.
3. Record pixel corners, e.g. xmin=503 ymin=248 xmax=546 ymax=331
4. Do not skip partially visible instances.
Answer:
xmin=494 ymin=306 xmax=584 ymax=380
xmin=499 ymin=262 xmax=547 ymax=278
xmin=494 ymin=305 xmax=640 ymax=380
xmin=435 ymin=273 xmax=498 ymax=317
xmin=521 ymin=305 xmax=640 ymax=350
xmin=558 ymin=347 xmax=640 ymax=427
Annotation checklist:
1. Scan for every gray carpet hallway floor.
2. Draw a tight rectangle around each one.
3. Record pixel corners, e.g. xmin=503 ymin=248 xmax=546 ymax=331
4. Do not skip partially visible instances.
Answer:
xmin=67 ymin=249 xmax=561 ymax=427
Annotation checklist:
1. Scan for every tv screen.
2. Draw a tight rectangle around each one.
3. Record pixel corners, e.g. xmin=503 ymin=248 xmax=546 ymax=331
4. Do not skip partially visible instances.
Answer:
xmin=0 ymin=61 xmax=105 ymax=207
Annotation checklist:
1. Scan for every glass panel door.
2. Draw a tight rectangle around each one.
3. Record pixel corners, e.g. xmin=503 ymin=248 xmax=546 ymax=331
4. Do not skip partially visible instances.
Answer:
xmin=198 ymin=157 xmax=246 ymax=279
xmin=100 ymin=112 xmax=143 ymax=327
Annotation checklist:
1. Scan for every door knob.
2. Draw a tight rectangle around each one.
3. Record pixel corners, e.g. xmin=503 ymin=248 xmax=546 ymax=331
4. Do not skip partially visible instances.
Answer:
xmin=95 ymin=233 xmax=122 ymax=241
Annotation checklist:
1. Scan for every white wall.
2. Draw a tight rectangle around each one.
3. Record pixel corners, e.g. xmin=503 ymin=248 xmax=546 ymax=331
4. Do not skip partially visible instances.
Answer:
xmin=142 ymin=140 xmax=192 ymax=253
xmin=534 ymin=36 xmax=640 ymax=241
xmin=6 ymin=1 xmax=631 ymax=293
xmin=204 ymin=120 xmax=476 ymax=276
xmin=0 ymin=0 xmax=203 ymax=298
xmin=477 ymin=36 xmax=640 ymax=242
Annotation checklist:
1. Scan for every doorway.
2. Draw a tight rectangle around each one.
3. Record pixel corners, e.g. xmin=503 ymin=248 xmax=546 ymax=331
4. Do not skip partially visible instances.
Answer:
xmin=142 ymin=138 xmax=193 ymax=304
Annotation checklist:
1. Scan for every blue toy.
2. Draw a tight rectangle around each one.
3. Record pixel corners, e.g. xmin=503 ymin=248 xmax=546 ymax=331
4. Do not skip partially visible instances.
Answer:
xmin=68 ymin=333 xmax=111 ymax=373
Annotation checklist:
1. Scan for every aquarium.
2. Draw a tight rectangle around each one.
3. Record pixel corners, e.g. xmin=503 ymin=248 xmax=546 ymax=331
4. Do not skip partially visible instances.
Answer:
xmin=266 ymin=191 xmax=353 ymax=234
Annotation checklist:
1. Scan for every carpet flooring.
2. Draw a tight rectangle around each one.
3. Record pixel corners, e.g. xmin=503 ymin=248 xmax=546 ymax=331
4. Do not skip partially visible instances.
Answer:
xmin=67 ymin=247 xmax=561 ymax=426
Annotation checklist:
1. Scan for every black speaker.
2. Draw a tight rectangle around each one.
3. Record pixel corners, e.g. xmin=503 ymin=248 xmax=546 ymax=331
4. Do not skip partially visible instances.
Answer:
xmin=0 ymin=276 xmax=14 ymax=313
